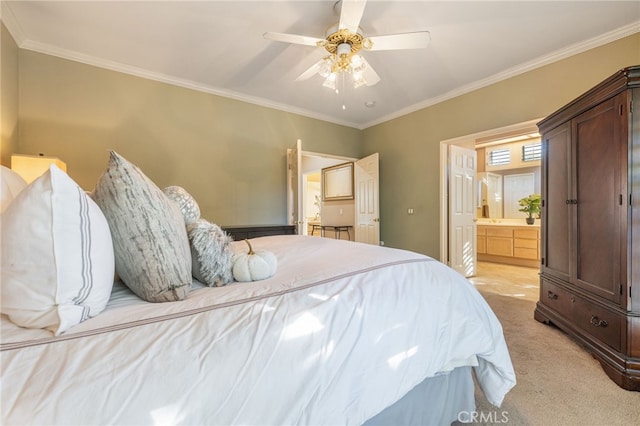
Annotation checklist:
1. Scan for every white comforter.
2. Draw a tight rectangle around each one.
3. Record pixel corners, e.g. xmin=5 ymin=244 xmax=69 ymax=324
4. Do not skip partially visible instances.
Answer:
xmin=1 ymin=235 xmax=515 ymax=425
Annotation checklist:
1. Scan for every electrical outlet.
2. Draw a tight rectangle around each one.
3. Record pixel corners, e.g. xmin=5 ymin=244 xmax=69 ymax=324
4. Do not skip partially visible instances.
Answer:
xmin=380 ymin=241 xmax=385 ymax=246
xmin=407 ymin=208 xmax=414 ymax=215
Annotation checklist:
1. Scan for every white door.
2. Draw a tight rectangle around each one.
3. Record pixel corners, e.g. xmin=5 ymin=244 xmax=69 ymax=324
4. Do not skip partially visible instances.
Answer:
xmin=449 ymin=145 xmax=477 ymax=277
xmin=286 ymin=139 xmax=303 ymax=234
xmin=355 ymin=153 xmax=380 ymax=245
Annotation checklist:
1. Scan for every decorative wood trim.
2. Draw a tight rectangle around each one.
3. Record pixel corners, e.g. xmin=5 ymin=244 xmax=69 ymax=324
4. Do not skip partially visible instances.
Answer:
xmin=221 ymin=225 xmax=295 ymax=241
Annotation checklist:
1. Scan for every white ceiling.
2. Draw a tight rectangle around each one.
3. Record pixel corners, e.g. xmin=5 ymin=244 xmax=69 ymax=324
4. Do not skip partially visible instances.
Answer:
xmin=3 ymin=1 xmax=639 ymax=129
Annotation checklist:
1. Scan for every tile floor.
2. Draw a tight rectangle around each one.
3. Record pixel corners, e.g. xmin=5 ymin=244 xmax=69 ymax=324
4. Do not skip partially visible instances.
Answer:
xmin=468 ymin=261 xmax=540 ymax=302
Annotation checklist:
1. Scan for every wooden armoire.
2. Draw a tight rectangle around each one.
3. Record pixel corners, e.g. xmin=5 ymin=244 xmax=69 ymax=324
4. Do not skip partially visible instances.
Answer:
xmin=534 ymin=66 xmax=640 ymax=391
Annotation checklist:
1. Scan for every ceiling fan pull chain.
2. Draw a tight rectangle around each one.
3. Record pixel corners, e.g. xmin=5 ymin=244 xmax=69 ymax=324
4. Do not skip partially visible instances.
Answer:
xmin=342 ymin=73 xmax=347 ymax=110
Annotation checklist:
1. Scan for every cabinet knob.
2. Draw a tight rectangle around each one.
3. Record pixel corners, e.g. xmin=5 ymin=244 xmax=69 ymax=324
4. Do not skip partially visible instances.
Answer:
xmin=547 ymin=291 xmax=558 ymax=300
xmin=590 ymin=315 xmax=608 ymax=327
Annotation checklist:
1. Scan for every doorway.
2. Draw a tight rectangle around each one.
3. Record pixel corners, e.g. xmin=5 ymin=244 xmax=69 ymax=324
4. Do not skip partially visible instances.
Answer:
xmin=287 ymin=140 xmax=380 ymax=244
xmin=301 ymin=153 xmax=351 ymax=236
xmin=439 ymin=119 xmax=542 ymax=275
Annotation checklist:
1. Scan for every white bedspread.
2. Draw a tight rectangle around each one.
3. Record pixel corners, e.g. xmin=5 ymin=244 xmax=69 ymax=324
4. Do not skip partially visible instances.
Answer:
xmin=1 ymin=235 xmax=515 ymax=425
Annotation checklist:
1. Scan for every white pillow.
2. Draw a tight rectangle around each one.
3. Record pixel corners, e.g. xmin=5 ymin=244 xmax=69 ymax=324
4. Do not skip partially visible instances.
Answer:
xmin=91 ymin=151 xmax=192 ymax=303
xmin=1 ymin=165 xmax=27 ymax=212
xmin=1 ymin=165 xmax=115 ymax=335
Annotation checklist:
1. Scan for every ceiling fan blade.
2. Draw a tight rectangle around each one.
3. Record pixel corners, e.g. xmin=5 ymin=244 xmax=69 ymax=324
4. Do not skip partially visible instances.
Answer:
xmin=263 ymin=32 xmax=324 ymax=47
xmin=366 ymin=31 xmax=431 ymax=51
xmin=338 ymin=0 xmax=367 ymax=33
xmin=361 ymin=57 xmax=380 ymax=86
xmin=295 ymin=59 xmax=325 ymax=81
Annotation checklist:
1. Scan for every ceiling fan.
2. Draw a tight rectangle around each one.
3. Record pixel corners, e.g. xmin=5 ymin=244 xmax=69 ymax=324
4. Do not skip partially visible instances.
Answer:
xmin=263 ymin=0 xmax=430 ymax=90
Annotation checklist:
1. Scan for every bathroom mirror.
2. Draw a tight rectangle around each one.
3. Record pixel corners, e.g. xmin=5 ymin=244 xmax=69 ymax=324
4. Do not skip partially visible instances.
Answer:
xmin=322 ymin=162 xmax=354 ymax=201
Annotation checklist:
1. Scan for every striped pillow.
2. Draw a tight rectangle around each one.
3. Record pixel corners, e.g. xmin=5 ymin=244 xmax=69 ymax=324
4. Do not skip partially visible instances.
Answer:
xmin=0 ymin=165 xmax=115 ymax=335
xmin=91 ymin=151 xmax=192 ymax=302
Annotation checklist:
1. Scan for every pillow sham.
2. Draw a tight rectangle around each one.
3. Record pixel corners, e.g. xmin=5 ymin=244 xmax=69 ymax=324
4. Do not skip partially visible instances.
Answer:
xmin=1 ymin=165 xmax=115 ymax=335
xmin=91 ymin=151 xmax=192 ymax=302
xmin=187 ymin=219 xmax=234 ymax=287
xmin=1 ymin=165 xmax=27 ymax=213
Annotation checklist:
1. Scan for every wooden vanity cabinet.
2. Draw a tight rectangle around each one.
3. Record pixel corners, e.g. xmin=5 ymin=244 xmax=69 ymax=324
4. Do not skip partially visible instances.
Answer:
xmin=486 ymin=227 xmax=514 ymax=257
xmin=477 ymin=226 xmax=487 ymax=254
xmin=477 ymin=225 xmax=539 ymax=267
xmin=534 ymin=66 xmax=640 ymax=391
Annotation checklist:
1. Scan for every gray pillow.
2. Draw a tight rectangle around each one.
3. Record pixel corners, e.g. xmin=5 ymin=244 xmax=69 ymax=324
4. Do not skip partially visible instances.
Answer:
xmin=91 ymin=151 xmax=192 ymax=302
xmin=187 ymin=219 xmax=234 ymax=287
xmin=163 ymin=185 xmax=201 ymax=226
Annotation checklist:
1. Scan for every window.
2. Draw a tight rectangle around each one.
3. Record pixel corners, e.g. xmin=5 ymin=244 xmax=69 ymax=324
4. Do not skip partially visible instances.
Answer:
xmin=522 ymin=143 xmax=542 ymax=162
xmin=488 ymin=148 xmax=511 ymax=166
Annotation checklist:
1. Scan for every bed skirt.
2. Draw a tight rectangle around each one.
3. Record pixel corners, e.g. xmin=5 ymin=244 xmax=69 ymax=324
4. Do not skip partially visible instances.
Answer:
xmin=365 ymin=366 xmax=475 ymax=425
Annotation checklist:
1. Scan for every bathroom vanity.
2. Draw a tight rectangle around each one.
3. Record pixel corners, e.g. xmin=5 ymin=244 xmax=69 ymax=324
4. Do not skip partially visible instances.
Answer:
xmin=477 ymin=219 xmax=540 ymax=268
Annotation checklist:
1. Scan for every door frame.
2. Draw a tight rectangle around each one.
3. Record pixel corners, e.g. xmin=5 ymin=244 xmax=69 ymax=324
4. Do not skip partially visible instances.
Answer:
xmin=286 ymin=144 xmax=356 ymax=233
xmin=439 ymin=119 xmax=542 ymax=264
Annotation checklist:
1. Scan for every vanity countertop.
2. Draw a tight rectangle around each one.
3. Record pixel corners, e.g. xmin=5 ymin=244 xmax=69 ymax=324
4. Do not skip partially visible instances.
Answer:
xmin=476 ymin=218 xmax=540 ymax=228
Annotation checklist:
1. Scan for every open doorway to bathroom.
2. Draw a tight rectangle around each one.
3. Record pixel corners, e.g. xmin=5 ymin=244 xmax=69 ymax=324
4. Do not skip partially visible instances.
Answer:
xmin=439 ymin=119 xmax=542 ymax=273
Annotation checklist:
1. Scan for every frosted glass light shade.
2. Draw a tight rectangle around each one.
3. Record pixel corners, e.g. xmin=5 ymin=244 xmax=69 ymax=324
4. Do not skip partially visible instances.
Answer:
xmin=11 ymin=154 xmax=67 ymax=183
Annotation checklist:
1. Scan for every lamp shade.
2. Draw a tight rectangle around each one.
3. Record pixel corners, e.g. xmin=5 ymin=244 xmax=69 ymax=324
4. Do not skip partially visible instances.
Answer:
xmin=11 ymin=154 xmax=67 ymax=183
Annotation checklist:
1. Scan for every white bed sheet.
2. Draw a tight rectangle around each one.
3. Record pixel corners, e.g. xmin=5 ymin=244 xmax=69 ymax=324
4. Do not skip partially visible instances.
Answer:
xmin=1 ymin=235 xmax=515 ymax=425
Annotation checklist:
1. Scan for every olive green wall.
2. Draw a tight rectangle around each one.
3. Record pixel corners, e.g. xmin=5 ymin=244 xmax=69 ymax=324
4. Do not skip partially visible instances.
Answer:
xmin=362 ymin=33 xmax=640 ymax=257
xmin=6 ymin=26 xmax=640 ymax=255
xmin=15 ymin=50 xmax=363 ymax=225
xmin=1 ymin=22 xmax=19 ymax=166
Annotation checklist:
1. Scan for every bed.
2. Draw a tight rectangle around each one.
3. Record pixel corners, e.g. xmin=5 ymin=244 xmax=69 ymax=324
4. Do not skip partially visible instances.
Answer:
xmin=1 ymin=234 xmax=515 ymax=425
xmin=1 ymin=153 xmax=515 ymax=425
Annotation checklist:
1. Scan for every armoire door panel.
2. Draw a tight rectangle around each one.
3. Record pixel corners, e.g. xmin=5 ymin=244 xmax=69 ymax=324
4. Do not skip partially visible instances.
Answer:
xmin=543 ymin=122 xmax=571 ymax=281
xmin=572 ymin=97 xmax=622 ymax=303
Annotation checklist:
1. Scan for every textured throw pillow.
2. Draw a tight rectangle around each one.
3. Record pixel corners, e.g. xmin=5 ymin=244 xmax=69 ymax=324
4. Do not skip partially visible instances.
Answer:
xmin=1 ymin=165 xmax=27 ymax=213
xmin=187 ymin=219 xmax=234 ymax=287
xmin=163 ymin=185 xmax=201 ymax=225
xmin=1 ymin=165 xmax=115 ymax=335
xmin=91 ymin=151 xmax=192 ymax=302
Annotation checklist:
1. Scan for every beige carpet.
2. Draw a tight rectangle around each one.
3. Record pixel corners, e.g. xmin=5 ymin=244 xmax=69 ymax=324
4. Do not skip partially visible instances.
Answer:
xmin=468 ymin=262 xmax=640 ymax=426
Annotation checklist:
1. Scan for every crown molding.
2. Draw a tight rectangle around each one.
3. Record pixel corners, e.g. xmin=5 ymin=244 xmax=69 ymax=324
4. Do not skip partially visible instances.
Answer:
xmin=4 ymin=3 xmax=638 ymax=132
xmin=18 ymin=38 xmax=362 ymax=129
xmin=363 ymin=20 xmax=640 ymax=129
xmin=1 ymin=1 xmax=27 ymax=45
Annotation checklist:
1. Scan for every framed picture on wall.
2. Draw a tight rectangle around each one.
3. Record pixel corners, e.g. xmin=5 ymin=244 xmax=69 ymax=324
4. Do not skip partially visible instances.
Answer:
xmin=322 ymin=162 xmax=354 ymax=201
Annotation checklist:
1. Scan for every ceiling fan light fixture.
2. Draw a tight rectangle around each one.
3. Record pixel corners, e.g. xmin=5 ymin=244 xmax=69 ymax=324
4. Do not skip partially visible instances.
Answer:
xmin=265 ymin=0 xmax=428 ymax=100
xmin=351 ymin=54 xmax=366 ymax=72
xmin=318 ymin=57 xmax=333 ymax=78
xmin=322 ymin=73 xmax=337 ymax=90
xmin=353 ymin=76 xmax=367 ymax=88
xmin=336 ymin=42 xmax=352 ymax=56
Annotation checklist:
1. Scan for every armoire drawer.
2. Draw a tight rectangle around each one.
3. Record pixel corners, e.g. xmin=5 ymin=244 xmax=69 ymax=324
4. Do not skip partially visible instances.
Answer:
xmin=572 ymin=296 xmax=622 ymax=351
xmin=540 ymin=279 xmax=573 ymax=318
xmin=541 ymin=279 xmax=623 ymax=351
